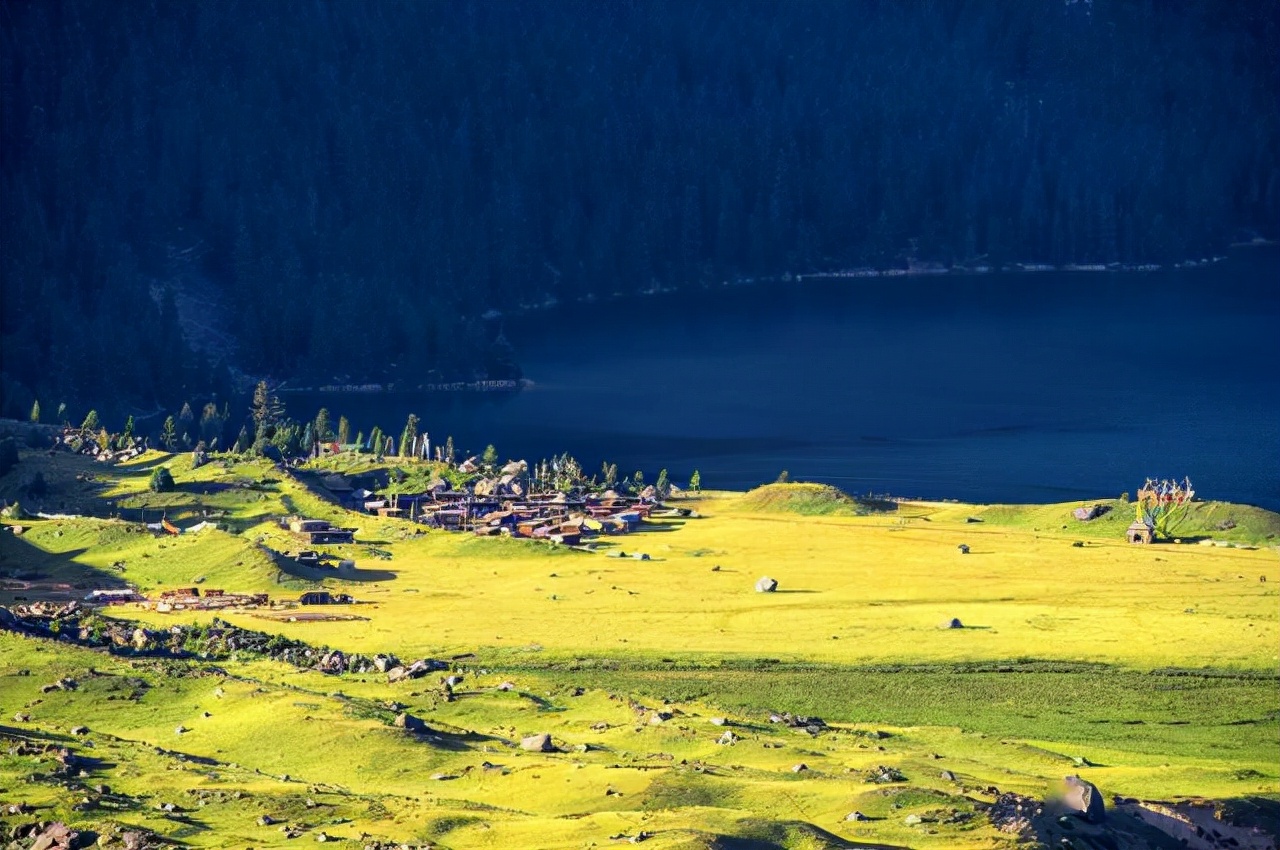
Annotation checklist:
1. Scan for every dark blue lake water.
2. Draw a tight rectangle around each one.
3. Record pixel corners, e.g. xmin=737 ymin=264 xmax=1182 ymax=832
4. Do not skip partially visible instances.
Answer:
xmin=290 ymin=250 xmax=1280 ymax=509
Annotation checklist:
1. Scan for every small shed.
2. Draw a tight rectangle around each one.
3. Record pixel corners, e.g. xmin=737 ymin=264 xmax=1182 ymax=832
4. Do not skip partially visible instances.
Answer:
xmin=309 ymin=528 xmax=355 ymax=545
xmin=1126 ymin=519 xmax=1155 ymax=544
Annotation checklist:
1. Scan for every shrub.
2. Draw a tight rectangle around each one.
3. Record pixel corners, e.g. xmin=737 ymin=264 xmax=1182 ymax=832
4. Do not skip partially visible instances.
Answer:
xmin=149 ymin=466 xmax=175 ymax=493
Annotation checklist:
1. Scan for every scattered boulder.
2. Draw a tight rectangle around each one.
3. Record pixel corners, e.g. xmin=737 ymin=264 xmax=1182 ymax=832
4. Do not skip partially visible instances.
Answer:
xmin=28 ymin=821 xmax=78 ymax=850
xmin=394 ymin=712 xmax=427 ymax=733
xmin=717 ymin=730 xmax=739 ymax=745
xmin=754 ymin=576 xmax=778 ymax=593
xmin=257 ymin=815 xmax=275 ymax=826
xmin=1073 ymin=505 xmax=1107 ymax=522
xmin=70 ymin=726 xmax=88 ymax=736
xmin=521 ymin=733 xmax=555 ymax=752
xmin=941 ymin=617 xmax=963 ymax=629
xmin=904 ymin=814 xmax=922 ymax=825
xmin=957 ymin=544 xmax=970 ymax=554
xmin=845 ymin=811 xmax=867 ymax=822
xmin=709 ymin=717 xmax=727 ymax=726
xmin=791 ymin=763 xmax=808 ymax=773
xmin=1059 ymin=775 xmax=1106 ymax=823
xmin=941 ymin=769 xmax=957 ymax=781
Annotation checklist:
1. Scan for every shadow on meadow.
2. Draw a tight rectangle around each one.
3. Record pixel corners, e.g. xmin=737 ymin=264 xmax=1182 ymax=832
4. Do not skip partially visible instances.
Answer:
xmin=0 ymin=534 xmax=131 ymax=604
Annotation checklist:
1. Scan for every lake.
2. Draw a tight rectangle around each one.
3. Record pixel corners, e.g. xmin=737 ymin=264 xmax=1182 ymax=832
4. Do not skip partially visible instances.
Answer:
xmin=288 ymin=249 xmax=1280 ymax=510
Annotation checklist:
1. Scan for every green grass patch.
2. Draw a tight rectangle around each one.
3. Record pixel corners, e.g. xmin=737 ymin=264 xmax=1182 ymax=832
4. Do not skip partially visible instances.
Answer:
xmin=736 ymin=482 xmax=889 ymax=517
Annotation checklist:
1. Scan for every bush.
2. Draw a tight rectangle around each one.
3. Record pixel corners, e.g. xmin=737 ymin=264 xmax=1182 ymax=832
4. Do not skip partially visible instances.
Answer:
xmin=149 ymin=466 xmax=175 ymax=493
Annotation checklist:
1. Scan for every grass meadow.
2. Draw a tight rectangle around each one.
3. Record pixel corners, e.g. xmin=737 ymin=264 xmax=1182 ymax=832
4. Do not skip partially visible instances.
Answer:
xmin=1 ymin=450 xmax=1277 ymax=848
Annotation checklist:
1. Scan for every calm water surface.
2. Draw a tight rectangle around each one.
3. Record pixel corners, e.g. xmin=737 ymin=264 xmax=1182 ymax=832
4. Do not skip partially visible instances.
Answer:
xmin=292 ymin=250 xmax=1280 ymax=509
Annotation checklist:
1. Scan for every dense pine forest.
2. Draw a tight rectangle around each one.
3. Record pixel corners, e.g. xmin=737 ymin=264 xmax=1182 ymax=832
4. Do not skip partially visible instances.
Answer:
xmin=2 ymin=0 xmax=1278 ymax=424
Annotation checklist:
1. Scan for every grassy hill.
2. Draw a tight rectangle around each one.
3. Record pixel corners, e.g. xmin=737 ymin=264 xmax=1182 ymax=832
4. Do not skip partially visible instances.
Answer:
xmin=2 ymin=448 xmax=1278 ymax=848
xmin=736 ymin=482 xmax=891 ymax=516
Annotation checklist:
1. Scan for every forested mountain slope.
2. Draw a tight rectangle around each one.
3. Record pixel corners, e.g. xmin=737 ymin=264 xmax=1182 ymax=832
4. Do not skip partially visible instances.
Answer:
xmin=2 ymin=0 xmax=1277 ymax=417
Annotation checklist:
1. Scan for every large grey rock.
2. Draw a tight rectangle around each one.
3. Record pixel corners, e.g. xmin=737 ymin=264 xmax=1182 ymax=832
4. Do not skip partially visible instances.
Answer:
xmin=521 ymin=733 xmax=555 ymax=752
xmin=394 ymin=712 xmax=426 ymax=733
xmin=754 ymin=576 xmax=778 ymax=593
xmin=1061 ymin=775 xmax=1106 ymax=823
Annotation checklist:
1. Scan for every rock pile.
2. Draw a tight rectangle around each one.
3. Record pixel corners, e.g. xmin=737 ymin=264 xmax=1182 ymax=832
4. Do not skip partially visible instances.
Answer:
xmin=0 ymin=604 xmax=449 ymax=681
xmin=988 ymin=792 xmax=1042 ymax=835
xmin=767 ymin=712 xmax=827 ymax=735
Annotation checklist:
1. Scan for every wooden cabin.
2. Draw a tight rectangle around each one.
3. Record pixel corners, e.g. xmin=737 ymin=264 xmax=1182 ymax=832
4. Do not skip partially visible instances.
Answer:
xmin=290 ymin=518 xmax=332 ymax=533
xmin=304 ymin=527 xmax=356 ymax=545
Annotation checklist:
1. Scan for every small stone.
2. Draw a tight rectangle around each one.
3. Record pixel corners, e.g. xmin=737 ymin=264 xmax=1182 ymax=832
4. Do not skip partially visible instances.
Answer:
xmin=754 ymin=576 xmax=778 ymax=593
xmin=709 ymin=717 xmax=727 ymax=726
xmin=904 ymin=814 xmax=922 ymax=825
xmin=791 ymin=763 xmax=808 ymax=773
xmin=258 ymin=815 xmax=275 ymax=826
xmin=845 ymin=811 xmax=867 ymax=821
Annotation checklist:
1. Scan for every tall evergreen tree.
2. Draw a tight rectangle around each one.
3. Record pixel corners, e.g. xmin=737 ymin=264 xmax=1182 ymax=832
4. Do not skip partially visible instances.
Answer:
xmin=400 ymin=414 xmax=420 ymax=459
xmin=315 ymin=408 xmax=333 ymax=442
xmin=251 ymin=382 xmax=285 ymax=431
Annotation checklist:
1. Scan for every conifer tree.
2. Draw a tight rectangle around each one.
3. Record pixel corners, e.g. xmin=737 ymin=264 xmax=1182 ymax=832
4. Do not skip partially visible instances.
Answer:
xmin=400 ymin=413 xmax=419 ymax=460
xmin=251 ymin=381 xmax=284 ymax=431
xmin=161 ymin=416 xmax=177 ymax=451
xmin=29 ymin=400 xmax=39 ymax=423
xmin=338 ymin=416 xmax=351 ymax=445
xmin=81 ymin=410 xmax=100 ymax=432
xmin=315 ymin=408 xmax=332 ymax=442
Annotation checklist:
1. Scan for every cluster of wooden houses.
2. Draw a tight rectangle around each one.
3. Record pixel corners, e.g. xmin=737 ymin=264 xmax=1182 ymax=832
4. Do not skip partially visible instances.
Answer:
xmin=318 ymin=468 xmax=688 ymax=547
